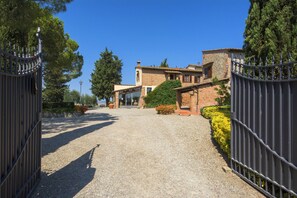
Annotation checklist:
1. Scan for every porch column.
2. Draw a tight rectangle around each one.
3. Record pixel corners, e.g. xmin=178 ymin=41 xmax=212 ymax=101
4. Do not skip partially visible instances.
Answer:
xmin=176 ymin=90 xmax=182 ymax=111
xmin=190 ymin=89 xmax=199 ymax=114
xmin=115 ymin=92 xmax=119 ymax=108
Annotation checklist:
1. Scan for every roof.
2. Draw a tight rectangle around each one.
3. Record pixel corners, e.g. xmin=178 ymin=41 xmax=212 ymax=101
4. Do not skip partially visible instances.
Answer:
xmin=202 ymin=62 xmax=214 ymax=67
xmin=186 ymin=64 xmax=202 ymax=69
xmin=202 ymin=48 xmax=243 ymax=53
xmin=175 ymin=78 xmax=230 ymax=93
xmin=136 ymin=66 xmax=202 ymax=73
xmin=113 ymin=85 xmax=142 ymax=93
xmin=164 ymin=71 xmax=182 ymax=74
xmin=187 ymin=64 xmax=201 ymax=67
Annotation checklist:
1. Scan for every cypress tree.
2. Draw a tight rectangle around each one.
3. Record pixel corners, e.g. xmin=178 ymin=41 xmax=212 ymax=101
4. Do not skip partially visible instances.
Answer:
xmin=244 ymin=0 xmax=297 ymax=63
xmin=90 ymin=48 xmax=122 ymax=106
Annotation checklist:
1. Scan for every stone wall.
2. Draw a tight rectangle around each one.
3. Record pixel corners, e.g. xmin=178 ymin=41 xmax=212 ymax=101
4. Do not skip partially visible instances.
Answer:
xmin=176 ymin=82 xmax=226 ymax=115
xmin=181 ymin=92 xmax=191 ymax=106
xmin=202 ymin=51 xmax=229 ymax=83
xmin=197 ymin=84 xmax=220 ymax=111
xmin=202 ymin=49 xmax=244 ymax=83
xmin=142 ymin=69 xmax=167 ymax=86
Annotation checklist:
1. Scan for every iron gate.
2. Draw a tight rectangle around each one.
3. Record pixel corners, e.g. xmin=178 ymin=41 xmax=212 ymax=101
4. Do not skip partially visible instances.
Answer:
xmin=0 ymin=30 xmax=42 ymax=197
xmin=231 ymin=57 xmax=297 ymax=197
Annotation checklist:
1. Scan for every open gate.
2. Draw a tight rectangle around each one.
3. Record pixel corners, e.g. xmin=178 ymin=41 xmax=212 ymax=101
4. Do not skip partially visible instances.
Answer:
xmin=0 ymin=30 xmax=42 ymax=197
xmin=231 ymin=57 xmax=297 ymax=197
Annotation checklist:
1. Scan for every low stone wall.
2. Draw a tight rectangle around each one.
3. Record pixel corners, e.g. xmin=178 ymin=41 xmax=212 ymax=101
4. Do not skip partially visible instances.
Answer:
xmin=42 ymin=112 xmax=82 ymax=118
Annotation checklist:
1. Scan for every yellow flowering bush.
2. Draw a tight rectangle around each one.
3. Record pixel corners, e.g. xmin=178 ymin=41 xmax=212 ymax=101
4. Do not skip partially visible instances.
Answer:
xmin=201 ymin=105 xmax=231 ymax=157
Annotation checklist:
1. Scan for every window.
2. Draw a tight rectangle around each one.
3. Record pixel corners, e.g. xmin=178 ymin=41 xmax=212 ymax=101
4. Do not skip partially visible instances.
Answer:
xmin=204 ymin=66 xmax=212 ymax=78
xmin=194 ymin=76 xmax=200 ymax=83
xmin=169 ymin=74 xmax=175 ymax=80
xmin=183 ymin=74 xmax=191 ymax=83
xmin=147 ymin=87 xmax=152 ymax=94
xmin=136 ymin=71 xmax=140 ymax=82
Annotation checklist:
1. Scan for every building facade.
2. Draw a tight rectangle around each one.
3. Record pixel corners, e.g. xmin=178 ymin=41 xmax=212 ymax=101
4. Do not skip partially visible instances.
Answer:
xmin=113 ymin=48 xmax=244 ymax=112
xmin=113 ymin=61 xmax=202 ymax=108
xmin=176 ymin=48 xmax=244 ymax=114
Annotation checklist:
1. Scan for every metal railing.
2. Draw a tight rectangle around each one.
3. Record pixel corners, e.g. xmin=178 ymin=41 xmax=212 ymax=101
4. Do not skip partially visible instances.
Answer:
xmin=231 ymin=56 xmax=297 ymax=197
xmin=0 ymin=29 xmax=42 ymax=197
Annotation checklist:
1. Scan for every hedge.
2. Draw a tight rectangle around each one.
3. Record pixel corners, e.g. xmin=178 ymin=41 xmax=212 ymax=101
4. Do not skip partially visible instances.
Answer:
xmin=201 ymin=105 xmax=231 ymax=157
xmin=43 ymin=102 xmax=75 ymax=109
xmin=43 ymin=102 xmax=75 ymax=113
xmin=144 ymin=80 xmax=181 ymax=108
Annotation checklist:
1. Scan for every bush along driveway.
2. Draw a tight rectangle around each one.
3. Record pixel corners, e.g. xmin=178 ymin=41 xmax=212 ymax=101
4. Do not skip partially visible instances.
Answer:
xmin=32 ymin=108 xmax=263 ymax=198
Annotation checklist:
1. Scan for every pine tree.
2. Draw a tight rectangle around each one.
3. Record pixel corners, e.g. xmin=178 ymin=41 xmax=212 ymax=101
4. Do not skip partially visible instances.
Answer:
xmin=90 ymin=48 xmax=122 ymax=106
xmin=244 ymin=0 xmax=297 ymax=63
xmin=42 ymin=35 xmax=83 ymax=103
xmin=0 ymin=0 xmax=83 ymax=103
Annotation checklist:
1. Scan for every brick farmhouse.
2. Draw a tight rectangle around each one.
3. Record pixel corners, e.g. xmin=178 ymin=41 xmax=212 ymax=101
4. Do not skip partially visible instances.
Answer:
xmin=113 ymin=48 xmax=244 ymax=113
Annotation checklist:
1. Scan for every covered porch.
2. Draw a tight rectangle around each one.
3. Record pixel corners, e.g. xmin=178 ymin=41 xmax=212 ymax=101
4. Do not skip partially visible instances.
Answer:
xmin=114 ymin=86 xmax=142 ymax=108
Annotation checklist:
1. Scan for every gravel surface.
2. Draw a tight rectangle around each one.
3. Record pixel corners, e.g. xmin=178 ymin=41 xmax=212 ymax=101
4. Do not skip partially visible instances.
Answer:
xmin=32 ymin=108 xmax=263 ymax=198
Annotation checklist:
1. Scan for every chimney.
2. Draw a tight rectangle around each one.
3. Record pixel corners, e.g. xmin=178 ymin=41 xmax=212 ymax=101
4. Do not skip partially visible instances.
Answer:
xmin=137 ymin=61 xmax=141 ymax=67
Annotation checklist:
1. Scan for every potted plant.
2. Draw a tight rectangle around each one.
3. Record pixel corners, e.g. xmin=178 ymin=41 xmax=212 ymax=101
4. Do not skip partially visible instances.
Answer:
xmin=108 ymin=102 xmax=114 ymax=109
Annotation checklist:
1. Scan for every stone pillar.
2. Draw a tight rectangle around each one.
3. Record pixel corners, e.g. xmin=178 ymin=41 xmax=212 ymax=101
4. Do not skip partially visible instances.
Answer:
xmin=176 ymin=90 xmax=182 ymax=110
xmin=115 ymin=92 xmax=119 ymax=109
xmin=138 ymin=87 xmax=145 ymax=108
xmin=190 ymin=89 xmax=199 ymax=114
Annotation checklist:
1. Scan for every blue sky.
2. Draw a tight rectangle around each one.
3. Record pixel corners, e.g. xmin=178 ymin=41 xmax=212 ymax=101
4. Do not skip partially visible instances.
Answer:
xmin=57 ymin=0 xmax=250 ymax=95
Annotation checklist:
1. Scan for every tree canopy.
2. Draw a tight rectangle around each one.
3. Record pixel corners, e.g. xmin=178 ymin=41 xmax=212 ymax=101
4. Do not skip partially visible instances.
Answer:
xmin=244 ymin=0 xmax=297 ymax=63
xmin=34 ymin=0 xmax=74 ymax=13
xmin=90 ymin=48 xmax=122 ymax=105
xmin=64 ymin=88 xmax=80 ymax=103
xmin=0 ymin=0 xmax=83 ymax=103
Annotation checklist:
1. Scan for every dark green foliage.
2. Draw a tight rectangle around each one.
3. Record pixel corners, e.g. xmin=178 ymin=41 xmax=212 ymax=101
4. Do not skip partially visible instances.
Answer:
xmin=244 ymin=0 xmax=297 ymax=63
xmin=64 ymin=88 xmax=81 ymax=103
xmin=160 ymin=58 xmax=169 ymax=67
xmin=43 ymin=34 xmax=83 ymax=103
xmin=212 ymin=78 xmax=231 ymax=106
xmin=81 ymin=94 xmax=97 ymax=106
xmin=90 ymin=48 xmax=122 ymax=106
xmin=0 ymin=0 xmax=83 ymax=103
xmin=34 ymin=0 xmax=74 ymax=13
xmin=144 ymin=80 xmax=181 ymax=108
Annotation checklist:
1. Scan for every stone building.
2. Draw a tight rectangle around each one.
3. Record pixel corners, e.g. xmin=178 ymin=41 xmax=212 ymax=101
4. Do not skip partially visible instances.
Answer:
xmin=175 ymin=48 xmax=244 ymax=115
xmin=113 ymin=48 xmax=244 ymax=112
xmin=113 ymin=61 xmax=202 ymax=108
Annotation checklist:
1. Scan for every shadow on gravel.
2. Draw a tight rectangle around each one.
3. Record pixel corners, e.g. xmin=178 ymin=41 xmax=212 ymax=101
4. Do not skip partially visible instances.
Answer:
xmin=42 ymin=121 xmax=114 ymax=157
xmin=32 ymin=145 xmax=100 ymax=198
xmin=42 ymin=113 xmax=118 ymax=135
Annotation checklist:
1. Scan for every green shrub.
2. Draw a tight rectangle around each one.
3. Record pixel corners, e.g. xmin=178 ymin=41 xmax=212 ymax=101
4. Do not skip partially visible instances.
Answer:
xmin=155 ymin=105 xmax=176 ymax=115
xmin=144 ymin=80 xmax=181 ymax=108
xmin=201 ymin=105 xmax=231 ymax=157
xmin=213 ymin=77 xmax=231 ymax=106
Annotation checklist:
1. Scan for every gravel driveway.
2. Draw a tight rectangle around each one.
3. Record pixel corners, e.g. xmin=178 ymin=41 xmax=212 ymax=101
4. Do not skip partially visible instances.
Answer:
xmin=32 ymin=108 xmax=263 ymax=198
